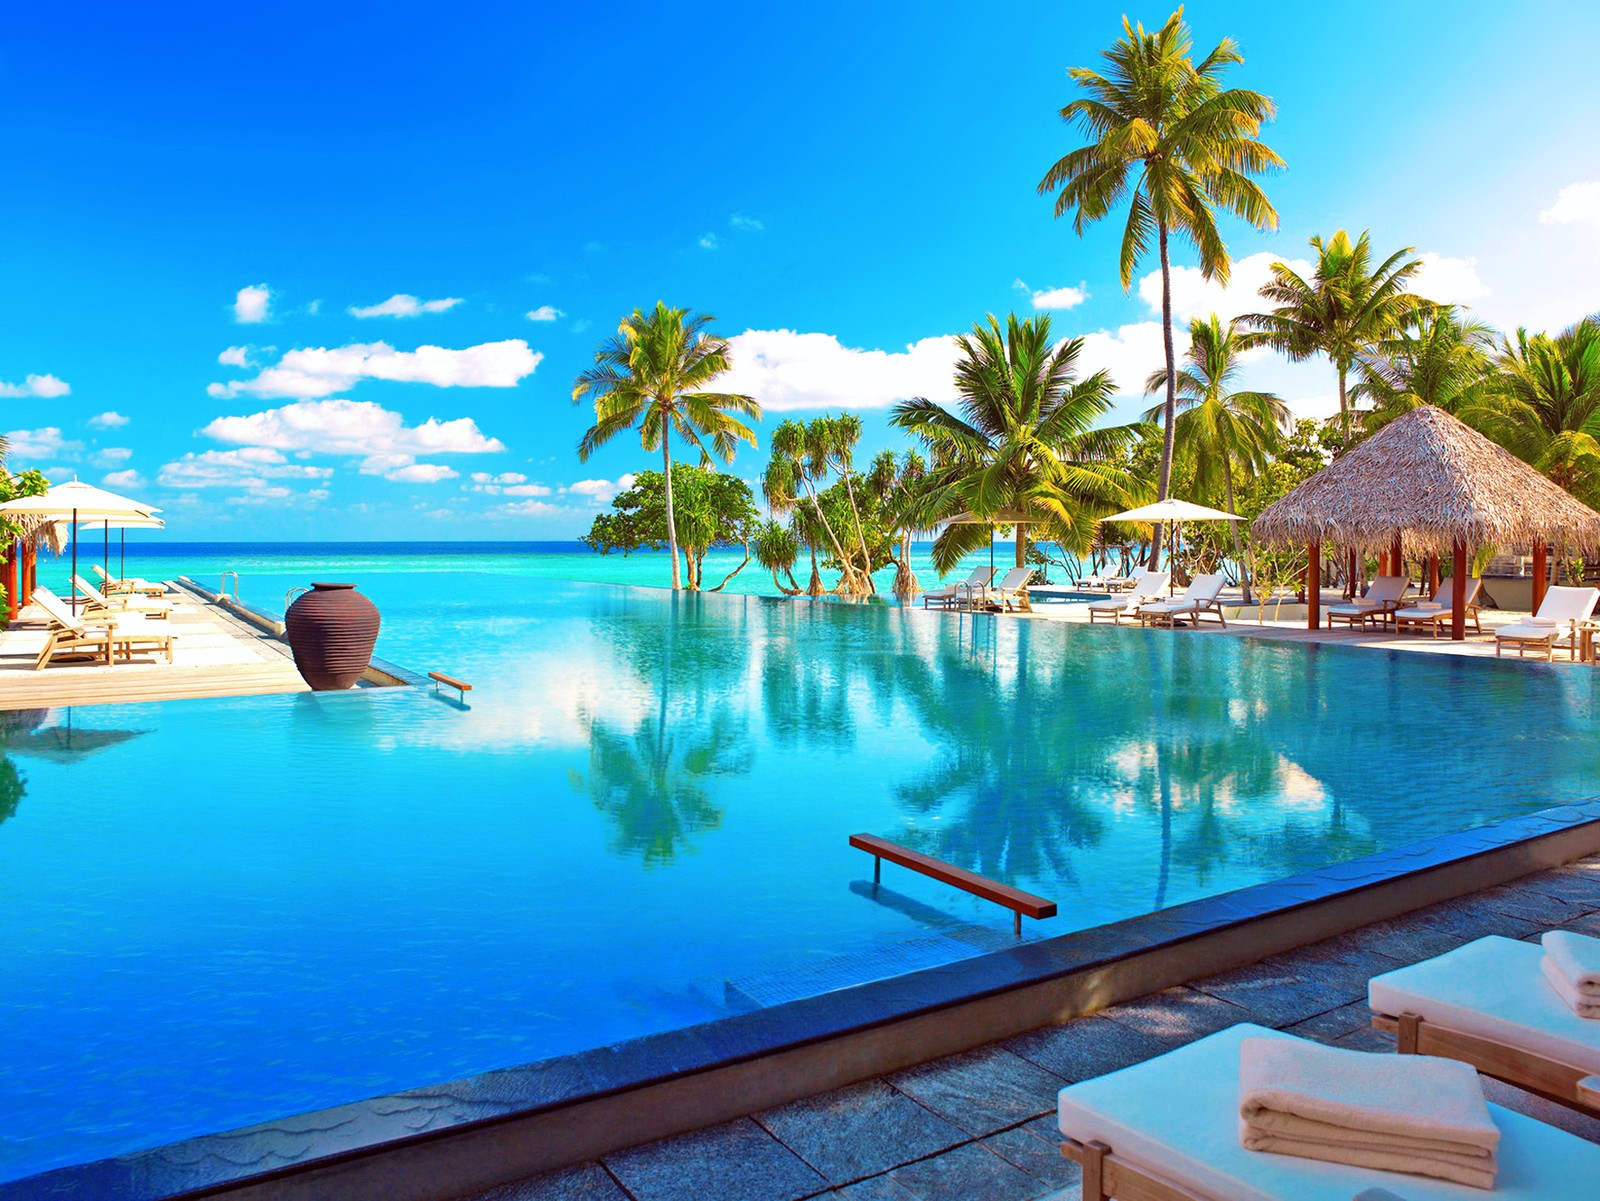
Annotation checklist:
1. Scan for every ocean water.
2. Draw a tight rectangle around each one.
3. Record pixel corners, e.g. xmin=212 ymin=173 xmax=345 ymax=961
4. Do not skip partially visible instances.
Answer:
xmin=0 ymin=572 xmax=1596 ymax=1183
xmin=38 ymin=539 xmax=1047 ymax=614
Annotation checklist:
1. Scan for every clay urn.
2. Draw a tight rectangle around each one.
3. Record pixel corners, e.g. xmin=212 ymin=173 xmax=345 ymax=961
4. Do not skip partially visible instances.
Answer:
xmin=284 ymin=582 xmax=380 ymax=691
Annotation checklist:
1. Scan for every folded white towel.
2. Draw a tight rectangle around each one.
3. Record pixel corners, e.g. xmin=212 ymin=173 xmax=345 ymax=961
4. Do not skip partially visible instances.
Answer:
xmin=1526 ymin=615 xmax=1560 ymax=627
xmin=1541 ymin=953 xmax=1600 ymax=1018
xmin=1543 ymin=930 xmax=1600 ymax=995
xmin=1239 ymin=1037 xmax=1498 ymax=1189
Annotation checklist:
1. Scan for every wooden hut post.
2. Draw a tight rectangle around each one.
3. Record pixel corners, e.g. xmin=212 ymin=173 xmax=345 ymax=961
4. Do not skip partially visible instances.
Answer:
xmin=2 ymin=538 xmax=14 ymax=622
xmin=1427 ymin=553 xmax=1440 ymax=598
xmin=1348 ymin=547 xmax=1358 ymax=599
xmin=1451 ymin=539 xmax=1468 ymax=641
xmin=1306 ymin=541 xmax=1321 ymax=629
xmin=1390 ymin=533 xmax=1403 ymax=581
xmin=1532 ymin=542 xmax=1548 ymax=613
xmin=21 ymin=540 xmax=34 ymax=605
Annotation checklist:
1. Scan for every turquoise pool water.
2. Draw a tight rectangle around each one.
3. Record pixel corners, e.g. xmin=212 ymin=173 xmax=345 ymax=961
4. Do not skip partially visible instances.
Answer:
xmin=1 ymin=573 xmax=1596 ymax=1182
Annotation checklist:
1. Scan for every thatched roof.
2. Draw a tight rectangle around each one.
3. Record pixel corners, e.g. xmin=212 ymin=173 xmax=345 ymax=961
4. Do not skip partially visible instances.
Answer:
xmin=1251 ymin=406 xmax=1600 ymax=555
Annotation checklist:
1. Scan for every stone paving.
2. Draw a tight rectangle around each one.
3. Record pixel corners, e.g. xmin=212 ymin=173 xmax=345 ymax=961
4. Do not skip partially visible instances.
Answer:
xmin=461 ymin=855 xmax=1600 ymax=1201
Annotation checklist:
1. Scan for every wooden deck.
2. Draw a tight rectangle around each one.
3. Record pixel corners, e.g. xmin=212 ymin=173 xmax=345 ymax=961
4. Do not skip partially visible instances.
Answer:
xmin=0 ymin=582 xmax=311 ymax=709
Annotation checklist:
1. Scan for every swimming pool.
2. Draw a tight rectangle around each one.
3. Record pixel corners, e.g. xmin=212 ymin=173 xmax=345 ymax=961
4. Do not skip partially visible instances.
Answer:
xmin=1 ymin=575 xmax=1595 ymax=1182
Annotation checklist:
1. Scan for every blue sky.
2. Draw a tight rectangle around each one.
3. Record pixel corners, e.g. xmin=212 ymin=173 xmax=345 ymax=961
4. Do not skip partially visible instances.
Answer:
xmin=3 ymin=1 xmax=1599 ymax=539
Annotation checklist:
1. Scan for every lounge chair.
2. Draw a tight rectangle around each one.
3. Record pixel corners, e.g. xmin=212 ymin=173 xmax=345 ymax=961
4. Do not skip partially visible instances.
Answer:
xmin=1086 ymin=570 xmax=1170 ymax=624
xmin=1369 ymin=934 xmax=1600 ymax=1115
xmin=92 ymin=564 xmax=167 ymax=598
xmin=921 ymin=567 xmax=995 ymax=610
xmin=1494 ymin=585 xmax=1600 ymax=660
xmin=1393 ymin=578 xmax=1483 ymax=638
xmin=975 ymin=567 xmax=1034 ymax=612
xmin=1058 ymin=1022 xmax=1600 ymax=1200
xmin=30 ymin=589 xmax=112 ymax=669
xmin=32 ymin=588 xmax=176 ymax=668
xmin=72 ymin=574 xmax=172 ymax=619
xmin=1324 ymin=575 xmax=1411 ymax=631
xmin=1079 ymin=568 xmax=1134 ymax=592
xmin=1139 ymin=572 xmax=1227 ymax=628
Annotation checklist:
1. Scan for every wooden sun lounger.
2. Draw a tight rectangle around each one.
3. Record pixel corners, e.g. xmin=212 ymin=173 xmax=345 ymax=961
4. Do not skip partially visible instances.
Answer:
xmin=1058 ymin=1022 xmax=1600 ymax=1200
xmin=92 ymin=564 xmax=167 ymax=597
xmin=1369 ymin=935 xmax=1600 ymax=1114
xmin=1494 ymin=586 xmax=1600 ymax=660
xmin=1324 ymin=575 xmax=1410 ymax=631
xmin=32 ymin=588 xmax=176 ymax=669
xmin=1086 ymin=571 xmax=1170 ymax=624
xmin=1139 ymin=573 xmax=1228 ymax=628
xmin=1394 ymin=579 xmax=1483 ymax=638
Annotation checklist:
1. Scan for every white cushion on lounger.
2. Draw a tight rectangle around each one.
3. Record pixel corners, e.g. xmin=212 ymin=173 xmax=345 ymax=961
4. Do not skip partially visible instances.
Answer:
xmin=1057 ymin=1023 xmax=1600 ymax=1201
xmin=1369 ymin=936 xmax=1600 ymax=1074
xmin=1495 ymin=623 xmax=1562 ymax=642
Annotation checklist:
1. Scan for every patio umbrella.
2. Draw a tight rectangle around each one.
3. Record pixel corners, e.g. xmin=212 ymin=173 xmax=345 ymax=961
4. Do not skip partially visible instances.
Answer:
xmin=62 ymin=514 xmax=166 ymax=586
xmin=945 ymin=507 xmax=1038 ymax=576
xmin=0 ymin=480 xmax=161 ymax=609
xmin=1100 ymin=498 xmax=1243 ymax=593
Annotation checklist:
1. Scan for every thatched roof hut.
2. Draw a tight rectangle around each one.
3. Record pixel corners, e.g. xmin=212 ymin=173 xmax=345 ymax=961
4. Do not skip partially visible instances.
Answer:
xmin=1252 ymin=406 xmax=1600 ymax=557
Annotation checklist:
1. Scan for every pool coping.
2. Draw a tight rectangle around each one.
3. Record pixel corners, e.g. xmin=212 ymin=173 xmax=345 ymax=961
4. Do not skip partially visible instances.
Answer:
xmin=9 ymin=794 xmax=1600 ymax=1201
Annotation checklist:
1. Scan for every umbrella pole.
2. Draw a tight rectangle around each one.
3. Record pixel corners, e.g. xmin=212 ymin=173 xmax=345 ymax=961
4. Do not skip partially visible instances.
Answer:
xmin=121 ymin=529 xmax=126 ymax=580
xmin=104 ymin=526 xmax=109 ymax=581
xmin=71 ymin=509 xmax=78 ymax=610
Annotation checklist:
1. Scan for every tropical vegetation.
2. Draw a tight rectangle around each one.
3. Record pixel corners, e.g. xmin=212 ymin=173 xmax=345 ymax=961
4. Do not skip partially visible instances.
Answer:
xmin=573 ymin=301 xmax=761 ymax=590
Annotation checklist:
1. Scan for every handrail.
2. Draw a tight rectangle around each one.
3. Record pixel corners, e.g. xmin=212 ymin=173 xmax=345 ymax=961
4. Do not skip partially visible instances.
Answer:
xmin=219 ymin=570 xmax=239 ymax=602
xmin=285 ymin=586 xmax=309 ymax=612
xmin=429 ymin=671 xmax=472 ymax=700
xmin=849 ymin=833 xmax=1057 ymax=937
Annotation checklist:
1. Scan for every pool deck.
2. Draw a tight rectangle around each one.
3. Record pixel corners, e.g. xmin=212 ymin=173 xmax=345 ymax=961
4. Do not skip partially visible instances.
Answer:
xmin=463 ymin=855 xmax=1600 ymax=1201
xmin=0 ymin=583 xmax=310 ymax=709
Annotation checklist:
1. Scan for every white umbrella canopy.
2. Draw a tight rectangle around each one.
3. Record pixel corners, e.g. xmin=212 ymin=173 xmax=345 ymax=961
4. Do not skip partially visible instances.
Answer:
xmin=0 ymin=479 xmax=161 ymax=519
xmin=51 ymin=516 xmax=166 ymax=584
xmin=1101 ymin=498 xmax=1242 ymax=524
xmin=0 ymin=481 xmax=162 ymax=607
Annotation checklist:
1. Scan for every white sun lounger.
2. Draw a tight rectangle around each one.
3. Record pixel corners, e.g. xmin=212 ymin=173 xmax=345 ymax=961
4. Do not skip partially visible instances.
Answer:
xmin=1369 ymin=935 xmax=1600 ymax=1113
xmin=1139 ymin=572 xmax=1228 ymax=628
xmin=922 ymin=567 xmax=995 ymax=610
xmin=1324 ymin=575 xmax=1411 ymax=631
xmin=1086 ymin=570 xmax=1171 ymax=624
xmin=1494 ymin=585 xmax=1600 ymax=660
xmin=974 ymin=566 xmax=1034 ymax=612
xmin=1058 ymin=1022 xmax=1600 ymax=1201
xmin=92 ymin=563 xmax=168 ymax=597
xmin=1394 ymin=578 xmax=1483 ymax=638
xmin=72 ymin=574 xmax=171 ymax=619
xmin=32 ymin=588 xmax=176 ymax=668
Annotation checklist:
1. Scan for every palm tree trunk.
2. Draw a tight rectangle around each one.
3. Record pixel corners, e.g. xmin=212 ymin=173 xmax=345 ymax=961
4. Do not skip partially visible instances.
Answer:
xmin=1224 ymin=459 xmax=1251 ymax=604
xmin=805 ymin=545 xmax=824 ymax=597
xmin=1152 ymin=219 xmax=1178 ymax=569
xmin=1337 ymin=364 xmax=1350 ymax=440
xmin=841 ymin=473 xmax=876 ymax=594
xmin=800 ymin=477 xmax=858 ymax=591
xmin=662 ymin=435 xmax=681 ymax=590
xmin=1015 ymin=527 xmax=1027 ymax=569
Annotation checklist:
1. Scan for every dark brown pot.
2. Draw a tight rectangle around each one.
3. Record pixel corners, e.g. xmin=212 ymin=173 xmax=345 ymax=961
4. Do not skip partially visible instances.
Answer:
xmin=285 ymin=582 xmax=380 ymax=691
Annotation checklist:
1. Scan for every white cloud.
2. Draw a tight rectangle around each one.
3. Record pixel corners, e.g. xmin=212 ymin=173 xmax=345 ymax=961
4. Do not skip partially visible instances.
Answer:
xmin=699 ymin=232 xmax=719 ymax=251
xmin=730 ymin=213 xmax=764 ymax=232
xmin=88 ymin=411 xmax=129 ymax=429
xmin=5 ymin=427 xmax=83 ymax=460
xmin=1138 ymin=251 xmax=1316 ymax=326
xmin=502 ymin=498 xmax=563 ymax=516
xmin=158 ymin=447 xmax=334 ymax=490
xmin=218 ymin=346 xmax=251 ymax=367
xmin=568 ymin=477 xmax=625 ymax=499
xmin=0 ymin=373 xmax=71 ymax=399
xmin=526 ymin=305 xmax=563 ymax=322
xmin=207 ymin=339 xmax=541 ymax=400
xmin=91 ymin=447 xmax=133 ymax=468
xmin=234 ymin=284 xmax=271 ymax=324
xmin=720 ymin=329 xmax=962 ymax=411
xmin=201 ymin=397 xmax=505 ymax=478
xmin=470 ymin=471 xmax=528 ymax=485
xmin=349 ymin=294 xmax=464 ymax=319
xmin=1412 ymin=253 xmax=1490 ymax=304
xmin=1540 ymin=181 xmax=1600 ymax=228
xmin=384 ymin=463 xmax=459 ymax=484
xmin=102 ymin=469 xmax=147 ymax=490
xmin=1013 ymin=278 xmax=1088 ymax=310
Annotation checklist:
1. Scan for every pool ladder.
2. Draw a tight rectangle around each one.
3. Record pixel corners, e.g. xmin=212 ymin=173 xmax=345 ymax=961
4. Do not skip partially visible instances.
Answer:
xmin=219 ymin=570 xmax=240 ymax=602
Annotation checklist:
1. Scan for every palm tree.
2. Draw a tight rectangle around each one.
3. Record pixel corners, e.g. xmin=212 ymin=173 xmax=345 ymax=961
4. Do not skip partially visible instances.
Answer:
xmin=573 ymin=301 xmax=761 ymax=590
xmin=1143 ymin=313 xmax=1288 ymax=602
xmin=1038 ymin=8 xmax=1281 ymax=565
xmin=1464 ymin=318 xmax=1600 ymax=507
xmin=891 ymin=313 xmax=1142 ymax=572
xmin=1353 ymin=307 xmax=1495 ymax=431
xmin=1239 ymin=230 xmax=1431 ymax=438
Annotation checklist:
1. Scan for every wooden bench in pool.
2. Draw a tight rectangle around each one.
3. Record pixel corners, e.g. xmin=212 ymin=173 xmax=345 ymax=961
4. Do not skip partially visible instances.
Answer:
xmin=849 ymin=833 xmax=1057 ymax=936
